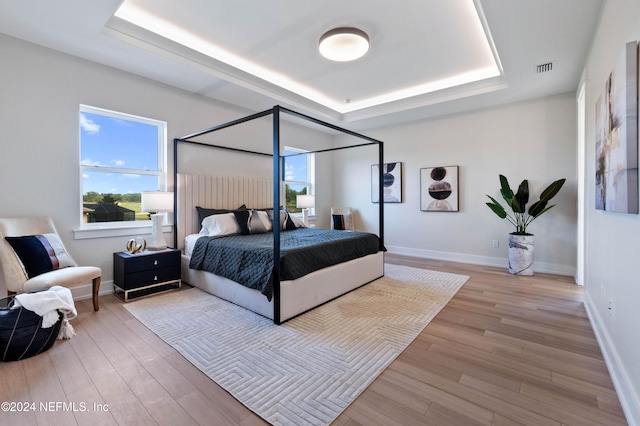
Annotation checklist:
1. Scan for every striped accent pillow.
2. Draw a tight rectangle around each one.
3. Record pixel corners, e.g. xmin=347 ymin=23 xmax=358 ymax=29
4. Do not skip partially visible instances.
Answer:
xmin=5 ymin=233 xmax=75 ymax=279
xmin=249 ymin=210 xmax=272 ymax=234
xmin=266 ymin=209 xmax=297 ymax=231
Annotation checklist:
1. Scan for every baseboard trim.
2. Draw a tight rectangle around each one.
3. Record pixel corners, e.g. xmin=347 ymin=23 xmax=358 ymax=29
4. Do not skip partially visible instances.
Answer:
xmin=384 ymin=245 xmax=576 ymax=277
xmin=69 ymin=280 xmax=114 ymax=302
xmin=584 ymin=292 xmax=639 ymax=426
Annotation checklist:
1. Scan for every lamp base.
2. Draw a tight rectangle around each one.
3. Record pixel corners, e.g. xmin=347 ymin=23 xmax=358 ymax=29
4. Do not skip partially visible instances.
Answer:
xmin=301 ymin=208 xmax=309 ymax=227
xmin=147 ymin=213 xmax=167 ymax=251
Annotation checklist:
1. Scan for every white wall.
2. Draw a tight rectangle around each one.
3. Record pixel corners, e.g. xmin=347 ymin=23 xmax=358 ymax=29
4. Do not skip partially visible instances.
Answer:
xmin=0 ymin=34 xmax=333 ymax=297
xmin=582 ymin=0 xmax=640 ymax=423
xmin=333 ymin=94 xmax=578 ymax=275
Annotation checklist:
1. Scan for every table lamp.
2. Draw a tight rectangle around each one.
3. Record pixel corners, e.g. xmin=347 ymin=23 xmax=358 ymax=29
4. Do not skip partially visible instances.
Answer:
xmin=296 ymin=194 xmax=315 ymax=227
xmin=141 ymin=191 xmax=173 ymax=250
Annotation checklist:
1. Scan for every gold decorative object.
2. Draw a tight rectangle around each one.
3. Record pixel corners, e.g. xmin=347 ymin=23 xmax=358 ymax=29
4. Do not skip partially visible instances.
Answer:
xmin=126 ymin=238 xmax=146 ymax=254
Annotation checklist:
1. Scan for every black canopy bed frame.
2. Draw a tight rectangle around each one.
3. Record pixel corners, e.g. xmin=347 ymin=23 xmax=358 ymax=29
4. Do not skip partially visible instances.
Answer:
xmin=173 ymin=105 xmax=385 ymax=324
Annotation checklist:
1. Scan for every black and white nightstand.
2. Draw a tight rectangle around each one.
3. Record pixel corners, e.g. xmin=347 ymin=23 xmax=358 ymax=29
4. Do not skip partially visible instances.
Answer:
xmin=113 ymin=248 xmax=181 ymax=302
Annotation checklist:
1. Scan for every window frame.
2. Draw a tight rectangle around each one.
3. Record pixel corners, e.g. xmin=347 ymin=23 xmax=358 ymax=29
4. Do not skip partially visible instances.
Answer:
xmin=76 ymin=105 xmax=168 ymax=238
xmin=283 ymin=147 xmax=315 ymax=216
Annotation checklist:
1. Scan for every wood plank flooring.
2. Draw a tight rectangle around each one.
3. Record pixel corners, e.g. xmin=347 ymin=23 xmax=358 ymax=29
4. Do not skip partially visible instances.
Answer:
xmin=0 ymin=255 xmax=627 ymax=425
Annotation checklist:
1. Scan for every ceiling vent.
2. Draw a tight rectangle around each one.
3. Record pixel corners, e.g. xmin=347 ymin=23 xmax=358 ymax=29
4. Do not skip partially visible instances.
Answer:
xmin=536 ymin=62 xmax=553 ymax=74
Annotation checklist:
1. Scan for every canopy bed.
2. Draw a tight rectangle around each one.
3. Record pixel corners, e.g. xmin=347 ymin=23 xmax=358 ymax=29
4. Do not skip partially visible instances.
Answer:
xmin=173 ymin=106 xmax=385 ymax=324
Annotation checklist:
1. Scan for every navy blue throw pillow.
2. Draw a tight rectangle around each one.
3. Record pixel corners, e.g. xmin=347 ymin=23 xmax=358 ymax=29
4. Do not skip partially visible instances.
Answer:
xmin=5 ymin=236 xmax=57 ymax=278
xmin=232 ymin=210 xmax=251 ymax=235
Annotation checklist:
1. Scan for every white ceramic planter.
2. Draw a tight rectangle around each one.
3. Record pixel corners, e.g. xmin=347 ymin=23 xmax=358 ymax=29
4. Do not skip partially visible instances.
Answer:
xmin=508 ymin=234 xmax=534 ymax=276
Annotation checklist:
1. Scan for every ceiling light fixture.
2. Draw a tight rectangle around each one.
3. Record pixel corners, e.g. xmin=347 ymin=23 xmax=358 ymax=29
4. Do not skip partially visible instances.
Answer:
xmin=319 ymin=27 xmax=370 ymax=62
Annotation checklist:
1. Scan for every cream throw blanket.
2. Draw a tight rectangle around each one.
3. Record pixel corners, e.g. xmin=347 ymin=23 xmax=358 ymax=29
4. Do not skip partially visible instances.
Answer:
xmin=13 ymin=286 xmax=77 ymax=339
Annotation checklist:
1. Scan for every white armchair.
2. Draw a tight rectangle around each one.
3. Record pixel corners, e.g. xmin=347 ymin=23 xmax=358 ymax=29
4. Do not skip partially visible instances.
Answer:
xmin=330 ymin=207 xmax=355 ymax=231
xmin=0 ymin=217 xmax=101 ymax=311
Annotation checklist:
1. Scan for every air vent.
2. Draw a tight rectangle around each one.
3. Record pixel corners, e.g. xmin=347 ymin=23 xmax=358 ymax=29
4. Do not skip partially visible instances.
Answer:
xmin=536 ymin=62 xmax=553 ymax=74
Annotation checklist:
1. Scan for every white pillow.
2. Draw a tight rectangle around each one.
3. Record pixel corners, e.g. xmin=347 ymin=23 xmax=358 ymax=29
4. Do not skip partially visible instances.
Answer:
xmin=289 ymin=214 xmax=305 ymax=228
xmin=200 ymin=213 xmax=241 ymax=237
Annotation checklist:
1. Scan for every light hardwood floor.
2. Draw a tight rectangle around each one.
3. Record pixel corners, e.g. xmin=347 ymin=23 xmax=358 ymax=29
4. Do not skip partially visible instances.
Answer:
xmin=0 ymin=255 xmax=628 ymax=425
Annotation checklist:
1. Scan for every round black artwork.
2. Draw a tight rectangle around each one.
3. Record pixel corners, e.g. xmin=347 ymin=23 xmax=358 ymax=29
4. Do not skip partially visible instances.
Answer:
xmin=428 ymin=181 xmax=452 ymax=200
xmin=430 ymin=167 xmax=447 ymax=181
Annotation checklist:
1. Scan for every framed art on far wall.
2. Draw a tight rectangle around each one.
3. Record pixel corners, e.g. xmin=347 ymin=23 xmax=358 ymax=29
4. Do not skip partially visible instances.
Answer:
xmin=420 ymin=166 xmax=459 ymax=212
xmin=371 ymin=162 xmax=402 ymax=203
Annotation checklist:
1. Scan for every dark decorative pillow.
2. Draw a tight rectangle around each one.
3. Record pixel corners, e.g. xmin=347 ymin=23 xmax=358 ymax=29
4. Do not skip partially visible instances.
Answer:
xmin=5 ymin=234 xmax=75 ymax=279
xmin=196 ymin=205 xmax=247 ymax=231
xmin=332 ymin=214 xmax=352 ymax=231
xmin=197 ymin=205 xmax=246 ymax=226
xmin=284 ymin=211 xmax=297 ymax=231
xmin=232 ymin=210 xmax=251 ymax=235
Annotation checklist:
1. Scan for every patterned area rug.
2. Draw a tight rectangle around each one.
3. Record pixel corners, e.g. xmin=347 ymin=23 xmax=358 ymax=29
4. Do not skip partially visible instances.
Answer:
xmin=125 ymin=264 xmax=469 ymax=426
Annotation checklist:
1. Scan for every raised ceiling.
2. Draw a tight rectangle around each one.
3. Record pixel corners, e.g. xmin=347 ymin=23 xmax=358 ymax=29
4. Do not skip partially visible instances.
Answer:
xmin=0 ymin=0 xmax=602 ymax=129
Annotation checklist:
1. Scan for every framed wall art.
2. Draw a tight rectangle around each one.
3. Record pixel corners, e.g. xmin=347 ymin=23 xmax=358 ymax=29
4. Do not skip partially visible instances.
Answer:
xmin=595 ymin=40 xmax=638 ymax=214
xmin=371 ymin=162 xmax=402 ymax=203
xmin=420 ymin=166 xmax=459 ymax=212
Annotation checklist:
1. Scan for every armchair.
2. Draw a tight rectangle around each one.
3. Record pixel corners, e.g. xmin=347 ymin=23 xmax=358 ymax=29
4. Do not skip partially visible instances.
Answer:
xmin=330 ymin=207 xmax=355 ymax=231
xmin=0 ymin=217 xmax=101 ymax=311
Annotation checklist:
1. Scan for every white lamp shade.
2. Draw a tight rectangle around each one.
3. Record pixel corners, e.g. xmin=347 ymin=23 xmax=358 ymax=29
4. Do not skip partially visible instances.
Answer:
xmin=141 ymin=191 xmax=173 ymax=212
xmin=296 ymin=195 xmax=315 ymax=209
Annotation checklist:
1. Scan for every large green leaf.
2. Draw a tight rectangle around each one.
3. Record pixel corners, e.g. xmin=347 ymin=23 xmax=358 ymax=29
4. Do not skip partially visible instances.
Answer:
xmin=499 ymin=175 xmax=513 ymax=202
xmin=530 ymin=203 xmax=555 ymax=218
xmin=514 ymin=180 xmax=529 ymax=213
xmin=529 ymin=200 xmax=551 ymax=217
xmin=486 ymin=196 xmax=507 ymax=218
xmin=539 ymin=178 xmax=566 ymax=201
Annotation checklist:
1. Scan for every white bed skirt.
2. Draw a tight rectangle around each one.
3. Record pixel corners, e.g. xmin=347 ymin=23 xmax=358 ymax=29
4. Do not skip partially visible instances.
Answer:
xmin=181 ymin=251 xmax=384 ymax=322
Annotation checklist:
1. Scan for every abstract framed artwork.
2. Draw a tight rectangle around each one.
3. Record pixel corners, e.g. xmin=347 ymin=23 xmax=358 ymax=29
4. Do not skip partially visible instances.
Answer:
xmin=420 ymin=166 xmax=459 ymax=212
xmin=595 ymin=40 xmax=639 ymax=214
xmin=371 ymin=162 xmax=402 ymax=203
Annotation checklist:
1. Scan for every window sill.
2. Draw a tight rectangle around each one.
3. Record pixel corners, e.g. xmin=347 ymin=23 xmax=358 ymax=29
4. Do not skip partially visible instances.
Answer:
xmin=73 ymin=223 xmax=173 ymax=240
xmin=290 ymin=213 xmax=316 ymax=219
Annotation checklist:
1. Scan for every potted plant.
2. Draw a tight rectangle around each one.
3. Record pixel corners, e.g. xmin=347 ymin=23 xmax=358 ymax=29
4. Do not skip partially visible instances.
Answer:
xmin=486 ymin=175 xmax=565 ymax=275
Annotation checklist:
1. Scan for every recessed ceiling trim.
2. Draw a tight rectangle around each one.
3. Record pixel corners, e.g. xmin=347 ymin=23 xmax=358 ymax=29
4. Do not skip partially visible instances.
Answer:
xmin=472 ymin=0 xmax=505 ymax=77
xmin=342 ymin=75 xmax=509 ymax=123
xmin=103 ymin=16 xmax=344 ymax=122
xmin=113 ymin=0 xmax=504 ymax=118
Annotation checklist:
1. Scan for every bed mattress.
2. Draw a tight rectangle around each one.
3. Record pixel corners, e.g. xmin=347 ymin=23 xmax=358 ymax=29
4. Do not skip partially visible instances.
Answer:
xmin=188 ymin=227 xmax=381 ymax=300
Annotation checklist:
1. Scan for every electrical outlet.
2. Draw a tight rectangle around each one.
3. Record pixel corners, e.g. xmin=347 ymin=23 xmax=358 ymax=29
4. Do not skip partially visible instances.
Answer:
xmin=608 ymin=299 xmax=614 ymax=318
xmin=491 ymin=239 xmax=499 ymax=248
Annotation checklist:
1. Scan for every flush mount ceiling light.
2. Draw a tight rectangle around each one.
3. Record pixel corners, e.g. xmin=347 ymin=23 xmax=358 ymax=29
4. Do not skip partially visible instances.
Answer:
xmin=319 ymin=27 xmax=370 ymax=62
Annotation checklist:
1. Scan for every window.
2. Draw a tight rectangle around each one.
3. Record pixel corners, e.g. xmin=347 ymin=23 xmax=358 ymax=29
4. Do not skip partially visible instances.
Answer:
xmin=80 ymin=105 xmax=167 ymax=226
xmin=283 ymin=147 xmax=315 ymax=214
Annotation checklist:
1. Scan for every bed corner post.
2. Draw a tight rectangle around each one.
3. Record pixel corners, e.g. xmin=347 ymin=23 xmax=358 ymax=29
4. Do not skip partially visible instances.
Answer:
xmin=173 ymin=137 xmax=179 ymax=251
xmin=273 ymin=106 xmax=282 ymax=325
xmin=378 ymin=141 xmax=385 ymax=251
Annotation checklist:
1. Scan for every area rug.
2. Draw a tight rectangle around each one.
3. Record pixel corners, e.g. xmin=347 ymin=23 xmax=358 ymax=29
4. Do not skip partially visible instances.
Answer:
xmin=124 ymin=264 xmax=469 ymax=426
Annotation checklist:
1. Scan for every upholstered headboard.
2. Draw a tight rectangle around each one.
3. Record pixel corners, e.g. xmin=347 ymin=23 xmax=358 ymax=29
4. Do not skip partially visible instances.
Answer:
xmin=176 ymin=173 xmax=279 ymax=251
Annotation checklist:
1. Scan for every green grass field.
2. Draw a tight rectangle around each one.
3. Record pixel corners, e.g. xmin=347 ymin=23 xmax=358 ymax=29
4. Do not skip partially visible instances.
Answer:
xmin=118 ymin=202 xmax=150 ymax=221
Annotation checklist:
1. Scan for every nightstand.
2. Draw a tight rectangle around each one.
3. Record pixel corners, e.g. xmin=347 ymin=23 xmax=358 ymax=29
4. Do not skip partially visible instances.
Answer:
xmin=113 ymin=248 xmax=181 ymax=302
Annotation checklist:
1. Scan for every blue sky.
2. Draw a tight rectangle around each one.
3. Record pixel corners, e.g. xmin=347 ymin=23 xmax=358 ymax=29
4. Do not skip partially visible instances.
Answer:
xmin=80 ymin=111 xmax=309 ymax=195
xmin=80 ymin=112 xmax=160 ymax=195
xmin=283 ymin=150 xmax=307 ymax=184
